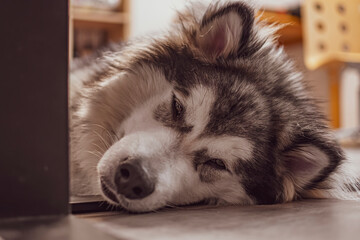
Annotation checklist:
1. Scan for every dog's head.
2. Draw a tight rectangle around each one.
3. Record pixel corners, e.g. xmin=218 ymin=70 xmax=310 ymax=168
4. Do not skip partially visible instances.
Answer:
xmin=94 ymin=1 xmax=344 ymax=212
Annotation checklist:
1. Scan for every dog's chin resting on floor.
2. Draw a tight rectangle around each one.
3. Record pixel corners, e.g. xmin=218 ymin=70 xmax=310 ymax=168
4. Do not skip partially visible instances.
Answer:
xmin=70 ymin=0 xmax=360 ymax=212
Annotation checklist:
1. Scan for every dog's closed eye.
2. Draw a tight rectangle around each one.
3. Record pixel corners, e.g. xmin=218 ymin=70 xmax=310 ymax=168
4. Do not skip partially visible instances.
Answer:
xmin=172 ymin=93 xmax=184 ymax=120
xmin=204 ymin=158 xmax=227 ymax=171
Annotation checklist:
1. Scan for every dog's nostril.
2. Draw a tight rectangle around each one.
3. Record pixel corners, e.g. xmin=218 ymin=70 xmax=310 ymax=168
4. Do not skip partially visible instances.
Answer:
xmin=132 ymin=186 xmax=143 ymax=196
xmin=120 ymin=168 xmax=130 ymax=179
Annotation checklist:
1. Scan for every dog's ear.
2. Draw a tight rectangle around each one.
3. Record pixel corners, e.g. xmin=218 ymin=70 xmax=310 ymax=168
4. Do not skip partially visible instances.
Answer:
xmin=192 ymin=2 xmax=255 ymax=59
xmin=281 ymin=141 xmax=343 ymax=196
xmin=195 ymin=2 xmax=254 ymax=58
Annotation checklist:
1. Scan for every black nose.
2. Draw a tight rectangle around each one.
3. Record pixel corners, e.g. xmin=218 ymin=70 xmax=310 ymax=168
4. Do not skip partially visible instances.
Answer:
xmin=114 ymin=159 xmax=155 ymax=200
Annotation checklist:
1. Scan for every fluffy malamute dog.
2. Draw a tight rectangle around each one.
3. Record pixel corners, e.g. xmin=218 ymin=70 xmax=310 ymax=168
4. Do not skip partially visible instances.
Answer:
xmin=70 ymin=0 xmax=359 ymax=212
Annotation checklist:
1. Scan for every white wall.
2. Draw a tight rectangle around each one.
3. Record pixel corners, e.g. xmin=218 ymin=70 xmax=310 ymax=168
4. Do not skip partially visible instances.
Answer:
xmin=341 ymin=67 xmax=360 ymax=129
xmin=129 ymin=0 xmax=187 ymax=38
xmin=129 ymin=0 xmax=303 ymax=38
xmin=254 ymin=0 xmax=302 ymax=10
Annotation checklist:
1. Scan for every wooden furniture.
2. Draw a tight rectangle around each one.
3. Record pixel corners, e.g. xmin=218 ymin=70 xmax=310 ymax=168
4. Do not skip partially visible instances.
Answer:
xmin=302 ymin=0 xmax=360 ymax=128
xmin=69 ymin=0 xmax=130 ymax=59
xmin=257 ymin=10 xmax=302 ymax=45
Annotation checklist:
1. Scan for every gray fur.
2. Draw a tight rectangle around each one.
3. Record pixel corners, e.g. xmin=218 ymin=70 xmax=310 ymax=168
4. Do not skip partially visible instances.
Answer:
xmin=70 ymin=1 xmax=359 ymax=212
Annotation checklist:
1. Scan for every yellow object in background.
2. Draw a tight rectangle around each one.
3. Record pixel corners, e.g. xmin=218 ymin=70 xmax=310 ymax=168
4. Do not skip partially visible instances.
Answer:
xmin=302 ymin=0 xmax=360 ymax=128
xmin=302 ymin=0 xmax=360 ymax=70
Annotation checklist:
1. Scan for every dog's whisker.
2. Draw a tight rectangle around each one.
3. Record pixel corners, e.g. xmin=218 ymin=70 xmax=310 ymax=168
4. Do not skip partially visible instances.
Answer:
xmin=92 ymin=130 xmax=111 ymax=150
xmin=110 ymin=128 xmax=121 ymax=142
xmin=87 ymin=150 xmax=103 ymax=159
xmin=105 ymin=203 xmax=112 ymax=211
xmin=91 ymin=123 xmax=120 ymax=145
xmin=110 ymin=204 xmax=115 ymax=212
xmin=91 ymin=142 xmax=106 ymax=154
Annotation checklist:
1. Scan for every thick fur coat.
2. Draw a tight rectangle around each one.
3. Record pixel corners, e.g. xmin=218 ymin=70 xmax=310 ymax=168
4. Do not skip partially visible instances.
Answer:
xmin=70 ymin=0 xmax=360 ymax=212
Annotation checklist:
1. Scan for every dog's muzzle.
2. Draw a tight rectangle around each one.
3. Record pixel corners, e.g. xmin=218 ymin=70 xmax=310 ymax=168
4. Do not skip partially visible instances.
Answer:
xmin=100 ymin=179 xmax=119 ymax=203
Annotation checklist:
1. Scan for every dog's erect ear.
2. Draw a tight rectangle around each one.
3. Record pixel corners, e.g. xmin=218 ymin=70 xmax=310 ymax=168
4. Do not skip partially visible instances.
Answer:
xmin=281 ymin=142 xmax=342 ymax=194
xmin=194 ymin=2 xmax=255 ymax=59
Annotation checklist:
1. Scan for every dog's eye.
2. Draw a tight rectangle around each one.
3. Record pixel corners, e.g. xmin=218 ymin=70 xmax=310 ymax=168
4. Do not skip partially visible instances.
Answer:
xmin=172 ymin=94 xmax=183 ymax=120
xmin=204 ymin=159 xmax=227 ymax=170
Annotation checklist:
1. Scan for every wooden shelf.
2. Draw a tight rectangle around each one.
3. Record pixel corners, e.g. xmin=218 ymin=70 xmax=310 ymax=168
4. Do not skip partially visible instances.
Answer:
xmin=71 ymin=8 xmax=129 ymax=24
xmin=69 ymin=0 xmax=130 ymax=60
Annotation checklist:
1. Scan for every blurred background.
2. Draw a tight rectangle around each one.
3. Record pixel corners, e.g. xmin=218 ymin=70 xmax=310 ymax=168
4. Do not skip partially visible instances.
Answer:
xmin=69 ymin=0 xmax=360 ymax=144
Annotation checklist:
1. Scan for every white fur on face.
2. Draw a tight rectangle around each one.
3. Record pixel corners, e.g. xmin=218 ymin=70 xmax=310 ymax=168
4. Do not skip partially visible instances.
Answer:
xmin=96 ymin=83 xmax=255 ymax=211
xmin=188 ymin=135 xmax=254 ymax=164
xmin=96 ymin=81 xmax=203 ymax=208
xmin=70 ymin=65 xmax=172 ymax=196
xmin=97 ymin=95 xmax=210 ymax=211
xmin=181 ymin=85 xmax=216 ymax=137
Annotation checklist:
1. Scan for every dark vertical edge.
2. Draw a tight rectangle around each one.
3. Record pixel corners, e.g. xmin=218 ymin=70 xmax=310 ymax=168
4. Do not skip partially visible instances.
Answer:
xmin=0 ymin=0 xmax=69 ymax=218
